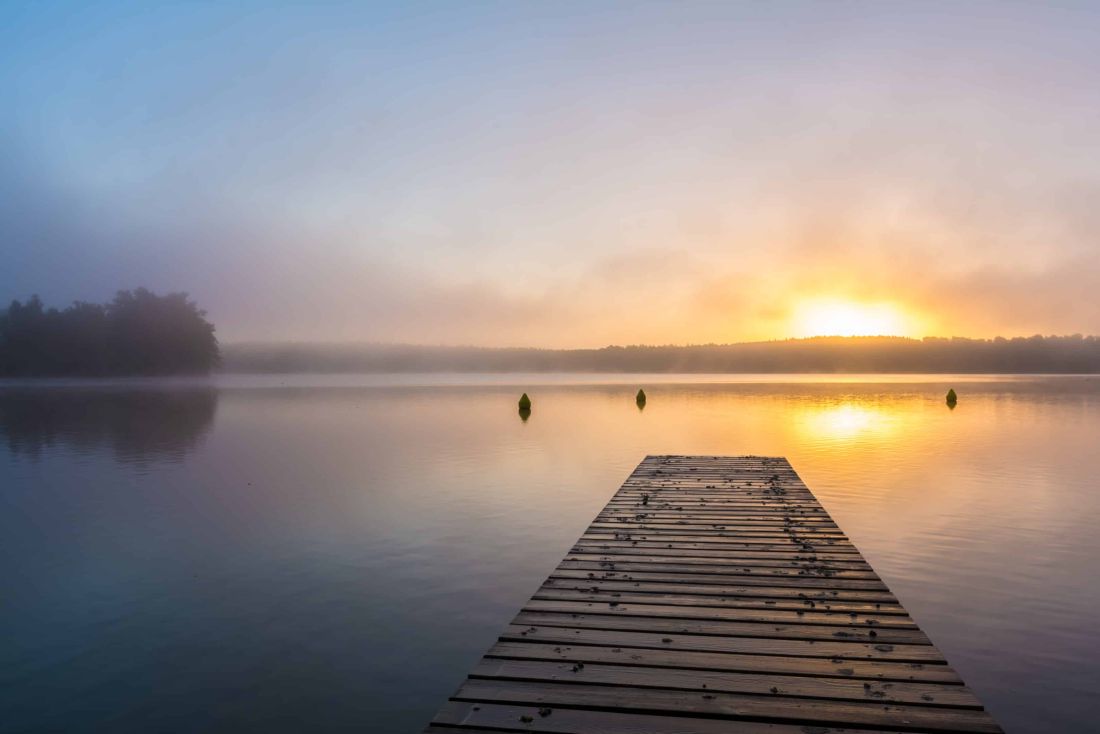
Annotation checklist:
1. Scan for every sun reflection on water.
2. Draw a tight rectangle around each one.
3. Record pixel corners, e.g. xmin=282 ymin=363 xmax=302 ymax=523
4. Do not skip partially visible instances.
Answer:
xmin=794 ymin=401 xmax=900 ymax=443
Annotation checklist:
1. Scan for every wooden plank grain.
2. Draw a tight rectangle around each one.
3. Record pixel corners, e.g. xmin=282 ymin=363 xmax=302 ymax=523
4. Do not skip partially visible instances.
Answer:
xmin=430 ymin=701 xmax=909 ymax=734
xmin=485 ymin=641 xmax=963 ymax=684
xmin=551 ymin=568 xmax=891 ymax=591
xmin=450 ymin=679 xmax=1002 ymax=733
xmin=499 ymin=624 xmax=949 ymax=664
xmin=541 ymin=577 xmax=902 ymax=604
xmin=511 ymin=611 xmax=931 ymax=646
xmin=557 ymin=559 xmax=881 ymax=579
xmin=533 ymin=587 xmax=909 ymax=616
xmin=522 ymin=599 xmax=917 ymax=628
xmin=470 ymin=658 xmax=983 ymax=708
xmin=566 ymin=552 xmax=875 ymax=569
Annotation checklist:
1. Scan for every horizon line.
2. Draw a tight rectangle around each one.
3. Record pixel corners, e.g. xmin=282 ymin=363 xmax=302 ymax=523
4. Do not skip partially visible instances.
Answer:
xmin=221 ymin=333 xmax=1100 ymax=350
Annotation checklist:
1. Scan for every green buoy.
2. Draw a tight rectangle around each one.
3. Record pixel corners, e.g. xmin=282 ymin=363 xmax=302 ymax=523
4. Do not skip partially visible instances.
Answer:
xmin=946 ymin=388 xmax=957 ymax=407
xmin=636 ymin=388 xmax=647 ymax=408
xmin=518 ymin=393 xmax=531 ymax=411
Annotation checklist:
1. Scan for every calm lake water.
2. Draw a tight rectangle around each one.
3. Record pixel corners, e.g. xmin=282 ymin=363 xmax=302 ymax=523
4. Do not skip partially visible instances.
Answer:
xmin=2 ymin=374 xmax=1099 ymax=733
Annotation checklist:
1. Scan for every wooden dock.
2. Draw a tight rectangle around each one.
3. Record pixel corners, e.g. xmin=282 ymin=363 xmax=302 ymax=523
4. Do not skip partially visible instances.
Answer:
xmin=426 ymin=455 xmax=1002 ymax=733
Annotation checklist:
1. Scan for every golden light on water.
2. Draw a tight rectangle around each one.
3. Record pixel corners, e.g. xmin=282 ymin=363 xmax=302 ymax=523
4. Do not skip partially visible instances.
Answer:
xmin=790 ymin=299 xmax=922 ymax=338
xmin=795 ymin=403 xmax=897 ymax=442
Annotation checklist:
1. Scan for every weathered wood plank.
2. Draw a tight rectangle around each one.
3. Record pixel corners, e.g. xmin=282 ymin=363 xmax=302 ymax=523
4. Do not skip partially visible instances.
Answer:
xmin=557 ymin=559 xmax=881 ymax=579
xmin=576 ymin=537 xmax=863 ymax=554
xmin=587 ymin=523 xmax=850 ymax=536
xmin=450 ymin=679 xmax=1001 ymax=733
xmin=522 ymin=599 xmax=917 ymax=628
xmin=534 ymin=586 xmax=907 ymax=615
xmin=499 ymin=624 xmax=948 ymax=663
xmin=597 ymin=513 xmax=841 ymax=523
xmin=539 ymin=581 xmax=902 ymax=603
xmin=567 ymin=552 xmax=874 ymax=568
xmin=432 ymin=701 xmax=908 ymax=734
xmin=551 ymin=568 xmax=890 ymax=591
xmin=485 ymin=641 xmax=963 ymax=683
xmin=470 ymin=658 xmax=983 ymax=708
xmin=581 ymin=534 xmax=860 ymax=549
xmin=512 ymin=611 xmax=930 ymax=645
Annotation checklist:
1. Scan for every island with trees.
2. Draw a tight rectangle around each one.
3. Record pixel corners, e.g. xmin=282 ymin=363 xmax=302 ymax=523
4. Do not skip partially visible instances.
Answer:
xmin=0 ymin=289 xmax=219 ymax=376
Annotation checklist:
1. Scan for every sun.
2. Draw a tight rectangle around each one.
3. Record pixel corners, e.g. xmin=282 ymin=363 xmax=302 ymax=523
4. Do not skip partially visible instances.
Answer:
xmin=790 ymin=299 xmax=917 ymax=338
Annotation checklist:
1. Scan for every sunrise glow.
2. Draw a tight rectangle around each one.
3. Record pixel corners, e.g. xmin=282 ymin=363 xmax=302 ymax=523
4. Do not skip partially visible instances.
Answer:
xmin=789 ymin=299 xmax=921 ymax=338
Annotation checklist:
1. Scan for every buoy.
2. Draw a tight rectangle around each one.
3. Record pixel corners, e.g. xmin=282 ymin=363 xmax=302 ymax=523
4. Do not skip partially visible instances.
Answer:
xmin=636 ymin=388 xmax=647 ymax=407
xmin=946 ymin=388 xmax=957 ymax=407
xmin=518 ymin=393 xmax=531 ymax=411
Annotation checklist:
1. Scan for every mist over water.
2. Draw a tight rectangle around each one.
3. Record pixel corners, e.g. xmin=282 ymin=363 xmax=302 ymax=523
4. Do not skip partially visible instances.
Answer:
xmin=2 ymin=375 xmax=1098 ymax=732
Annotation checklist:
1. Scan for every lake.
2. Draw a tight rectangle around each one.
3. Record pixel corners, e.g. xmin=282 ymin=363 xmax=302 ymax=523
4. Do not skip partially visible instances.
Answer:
xmin=2 ymin=374 xmax=1098 ymax=733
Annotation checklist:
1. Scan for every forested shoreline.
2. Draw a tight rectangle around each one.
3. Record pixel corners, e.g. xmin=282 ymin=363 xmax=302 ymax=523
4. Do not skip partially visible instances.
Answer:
xmin=0 ymin=290 xmax=219 ymax=376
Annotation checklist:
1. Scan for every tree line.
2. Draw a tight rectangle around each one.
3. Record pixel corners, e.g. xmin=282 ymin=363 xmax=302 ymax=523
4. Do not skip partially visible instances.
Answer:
xmin=223 ymin=335 xmax=1100 ymax=374
xmin=0 ymin=289 xmax=219 ymax=376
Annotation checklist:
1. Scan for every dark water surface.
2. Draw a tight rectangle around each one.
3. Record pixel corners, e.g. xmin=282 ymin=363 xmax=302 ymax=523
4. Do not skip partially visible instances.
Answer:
xmin=2 ymin=374 xmax=1099 ymax=733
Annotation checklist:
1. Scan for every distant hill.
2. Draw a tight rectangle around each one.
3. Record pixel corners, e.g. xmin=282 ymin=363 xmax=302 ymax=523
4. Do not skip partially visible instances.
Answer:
xmin=222 ymin=335 xmax=1100 ymax=374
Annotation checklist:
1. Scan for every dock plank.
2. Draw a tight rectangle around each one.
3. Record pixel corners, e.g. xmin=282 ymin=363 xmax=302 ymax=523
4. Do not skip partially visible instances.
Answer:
xmin=485 ymin=641 xmax=963 ymax=684
xmin=426 ymin=455 xmax=1002 ymax=733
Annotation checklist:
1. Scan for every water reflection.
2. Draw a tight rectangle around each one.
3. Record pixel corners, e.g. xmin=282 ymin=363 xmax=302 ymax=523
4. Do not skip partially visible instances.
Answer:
xmin=798 ymin=403 xmax=884 ymax=439
xmin=0 ymin=388 xmax=217 ymax=465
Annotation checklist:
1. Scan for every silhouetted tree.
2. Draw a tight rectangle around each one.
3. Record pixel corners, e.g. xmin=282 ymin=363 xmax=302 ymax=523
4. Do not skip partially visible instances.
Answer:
xmin=0 ymin=289 xmax=219 ymax=376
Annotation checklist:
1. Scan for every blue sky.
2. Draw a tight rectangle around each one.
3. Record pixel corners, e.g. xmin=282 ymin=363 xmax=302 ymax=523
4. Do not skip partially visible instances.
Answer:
xmin=4 ymin=2 xmax=1100 ymax=345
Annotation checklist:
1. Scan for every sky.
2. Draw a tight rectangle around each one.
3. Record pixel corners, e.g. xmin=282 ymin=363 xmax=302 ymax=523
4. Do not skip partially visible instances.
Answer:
xmin=3 ymin=1 xmax=1100 ymax=347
